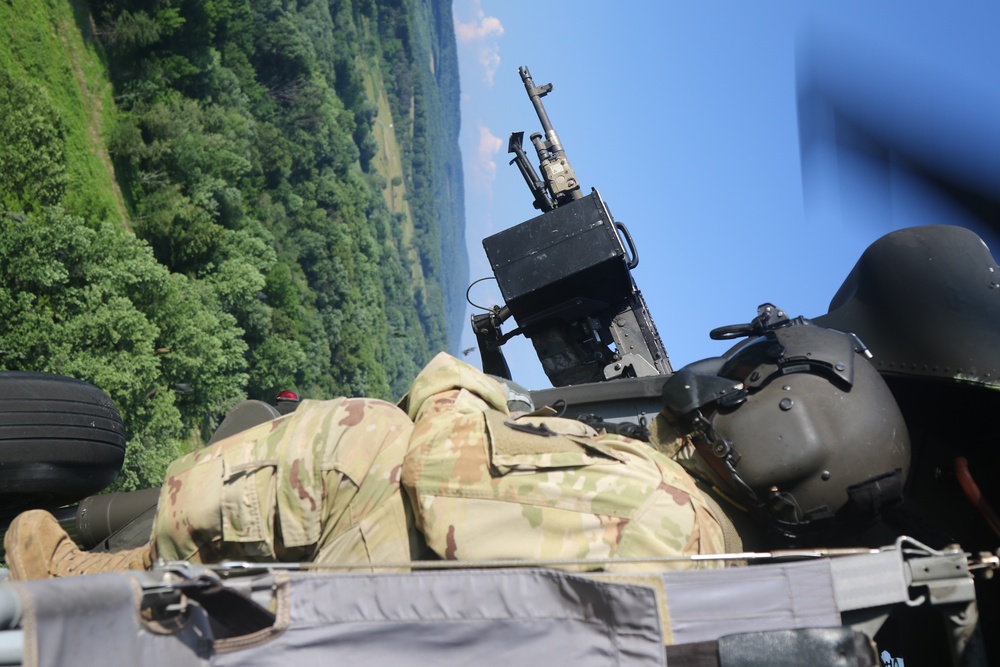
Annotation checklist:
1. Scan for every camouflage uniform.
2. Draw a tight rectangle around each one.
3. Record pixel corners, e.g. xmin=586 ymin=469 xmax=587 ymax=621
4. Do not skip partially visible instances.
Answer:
xmin=153 ymin=397 xmax=413 ymax=567
xmin=401 ymin=353 xmax=727 ymax=571
xmin=152 ymin=353 xmax=727 ymax=572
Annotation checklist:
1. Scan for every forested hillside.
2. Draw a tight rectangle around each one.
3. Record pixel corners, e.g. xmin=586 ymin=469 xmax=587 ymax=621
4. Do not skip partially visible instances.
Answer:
xmin=0 ymin=0 xmax=465 ymax=491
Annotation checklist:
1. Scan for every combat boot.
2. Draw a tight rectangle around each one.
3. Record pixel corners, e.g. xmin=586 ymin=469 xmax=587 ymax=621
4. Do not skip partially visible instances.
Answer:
xmin=4 ymin=509 xmax=152 ymax=580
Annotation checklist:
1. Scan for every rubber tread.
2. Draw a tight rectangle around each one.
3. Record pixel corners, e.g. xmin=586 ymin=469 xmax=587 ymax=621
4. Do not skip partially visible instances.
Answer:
xmin=0 ymin=372 xmax=126 ymax=515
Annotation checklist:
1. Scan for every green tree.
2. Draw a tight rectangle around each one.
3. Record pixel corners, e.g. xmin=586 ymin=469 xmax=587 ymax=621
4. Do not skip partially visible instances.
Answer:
xmin=0 ymin=72 xmax=69 ymax=211
xmin=0 ymin=207 xmax=251 ymax=490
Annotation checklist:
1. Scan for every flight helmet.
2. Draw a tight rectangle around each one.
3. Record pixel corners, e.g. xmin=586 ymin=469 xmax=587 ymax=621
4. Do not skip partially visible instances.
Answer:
xmin=663 ymin=305 xmax=910 ymax=537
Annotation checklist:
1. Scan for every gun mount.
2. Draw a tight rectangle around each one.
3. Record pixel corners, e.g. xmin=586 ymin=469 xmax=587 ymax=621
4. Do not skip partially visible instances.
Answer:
xmin=472 ymin=67 xmax=672 ymax=387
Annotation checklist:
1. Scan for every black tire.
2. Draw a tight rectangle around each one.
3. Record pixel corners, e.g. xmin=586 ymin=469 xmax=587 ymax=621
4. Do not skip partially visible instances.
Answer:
xmin=0 ymin=372 xmax=125 ymax=517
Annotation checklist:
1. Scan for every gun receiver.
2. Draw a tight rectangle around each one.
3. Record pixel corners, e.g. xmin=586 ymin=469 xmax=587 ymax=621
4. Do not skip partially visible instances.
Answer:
xmin=473 ymin=67 xmax=672 ymax=387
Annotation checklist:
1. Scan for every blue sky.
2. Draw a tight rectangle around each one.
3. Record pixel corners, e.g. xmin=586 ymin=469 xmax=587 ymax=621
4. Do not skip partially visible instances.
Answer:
xmin=452 ymin=1 xmax=1000 ymax=389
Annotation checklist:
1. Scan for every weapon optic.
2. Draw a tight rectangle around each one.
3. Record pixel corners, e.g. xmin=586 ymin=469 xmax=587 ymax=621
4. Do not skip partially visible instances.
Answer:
xmin=472 ymin=66 xmax=672 ymax=386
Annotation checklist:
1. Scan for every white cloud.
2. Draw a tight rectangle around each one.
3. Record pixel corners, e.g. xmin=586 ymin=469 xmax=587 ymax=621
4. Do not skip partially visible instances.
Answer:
xmin=455 ymin=14 xmax=503 ymax=42
xmin=454 ymin=1 xmax=504 ymax=85
xmin=471 ymin=121 xmax=503 ymax=196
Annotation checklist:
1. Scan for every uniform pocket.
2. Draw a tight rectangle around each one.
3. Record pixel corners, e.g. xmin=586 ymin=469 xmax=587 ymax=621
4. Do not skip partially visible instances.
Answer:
xmin=485 ymin=412 xmax=625 ymax=474
xmin=155 ymin=453 xmax=226 ymax=562
xmin=221 ymin=459 xmax=278 ymax=558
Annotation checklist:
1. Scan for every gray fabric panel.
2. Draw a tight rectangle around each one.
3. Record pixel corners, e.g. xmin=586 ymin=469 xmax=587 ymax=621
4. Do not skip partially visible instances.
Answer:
xmin=10 ymin=574 xmax=210 ymax=667
xmin=9 ymin=554 xmax=910 ymax=664
xmin=662 ymin=560 xmax=840 ymax=644
xmin=214 ymin=568 xmax=666 ymax=667
xmin=829 ymin=550 xmax=909 ymax=611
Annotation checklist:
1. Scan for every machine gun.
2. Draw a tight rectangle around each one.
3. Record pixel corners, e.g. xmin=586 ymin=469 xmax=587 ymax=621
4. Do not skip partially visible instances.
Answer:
xmin=472 ymin=66 xmax=672 ymax=387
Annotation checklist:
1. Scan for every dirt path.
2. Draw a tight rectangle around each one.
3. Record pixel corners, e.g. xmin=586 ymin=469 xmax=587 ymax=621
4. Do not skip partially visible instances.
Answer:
xmin=60 ymin=0 xmax=130 ymax=230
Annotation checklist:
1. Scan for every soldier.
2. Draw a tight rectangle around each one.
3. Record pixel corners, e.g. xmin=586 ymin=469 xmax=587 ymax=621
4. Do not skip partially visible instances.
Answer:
xmin=5 ymin=353 xmax=729 ymax=579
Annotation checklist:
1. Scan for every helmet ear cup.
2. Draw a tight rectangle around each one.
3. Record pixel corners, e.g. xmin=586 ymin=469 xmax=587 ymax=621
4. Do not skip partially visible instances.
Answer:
xmin=712 ymin=374 xmax=832 ymax=513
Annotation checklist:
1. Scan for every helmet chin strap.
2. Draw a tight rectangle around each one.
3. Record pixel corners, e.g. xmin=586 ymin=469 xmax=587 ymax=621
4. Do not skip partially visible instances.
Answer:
xmin=690 ymin=411 xmax=757 ymax=503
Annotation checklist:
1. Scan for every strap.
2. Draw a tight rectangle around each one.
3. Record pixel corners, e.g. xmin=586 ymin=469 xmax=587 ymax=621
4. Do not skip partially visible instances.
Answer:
xmin=664 ymin=640 xmax=719 ymax=667
xmin=718 ymin=627 xmax=876 ymax=667
xmin=182 ymin=576 xmax=276 ymax=638
xmin=665 ymin=628 xmax=877 ymax=667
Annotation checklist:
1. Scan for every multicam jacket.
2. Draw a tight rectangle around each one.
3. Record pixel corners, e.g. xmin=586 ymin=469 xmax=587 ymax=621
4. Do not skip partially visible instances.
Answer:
xmin=401 ymin=353 xmax=727 ymax=571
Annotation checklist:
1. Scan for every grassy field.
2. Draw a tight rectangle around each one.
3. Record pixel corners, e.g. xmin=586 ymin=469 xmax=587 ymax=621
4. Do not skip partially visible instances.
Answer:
xmin=360 ymin=55 xmax=428 ymax=290
xmin=0 ymin=0 xmax=125 ymax=225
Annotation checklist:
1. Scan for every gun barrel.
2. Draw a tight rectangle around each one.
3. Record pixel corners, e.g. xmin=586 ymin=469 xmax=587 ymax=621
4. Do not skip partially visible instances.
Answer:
xmin=517 ymin=66 xmax=581 ymax=205
xmin=519 ymin=67 xmax=562 ymax=154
